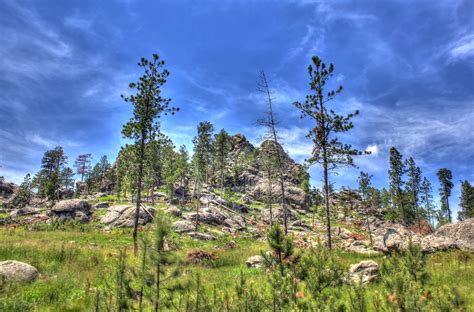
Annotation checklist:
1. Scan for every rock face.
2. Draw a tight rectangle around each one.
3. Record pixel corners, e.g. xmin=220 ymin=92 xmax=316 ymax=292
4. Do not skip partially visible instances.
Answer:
xmin=423 ymin=218 xmax=474 ymax=252
xmin=246 ymin=255 xmax=264 ymax=268
xmin=226 ymin=135 xmax=308 ymax=210
xmin=0 ymin=260 xmax=39 ymax=282
xmin=100 ymin=205 xmax=155 ymax=227
xmin=49 ymin=199 xmax=91 ymax=223
xmin=349 ymin=260 xmax=379 ymax=285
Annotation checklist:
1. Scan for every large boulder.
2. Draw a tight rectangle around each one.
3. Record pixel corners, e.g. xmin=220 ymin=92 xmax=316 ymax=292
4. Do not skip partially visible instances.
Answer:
xmin=185 ymin=209 xmax=226 ymax=225
xmin=435 ymin=218 xmax=473 ymax=245
xmin=0 ymin=181 xmax=17 ymax=199
xmin=422 ymin=218 xmax=474 ymax=252
xmin=348 ymin=260 xmax=379 ymax=285
xmin=100 ymin=205 xmax=155 ymax=228
xmin=0 ymin=260 xmax=39 ymax=282
xmin=49 ymin=199 xmax=91 ymax=223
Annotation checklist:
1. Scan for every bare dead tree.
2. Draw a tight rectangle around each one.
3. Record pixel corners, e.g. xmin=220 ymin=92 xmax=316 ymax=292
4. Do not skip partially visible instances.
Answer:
xmin=257 ymin=71 xmax=289 ymax=234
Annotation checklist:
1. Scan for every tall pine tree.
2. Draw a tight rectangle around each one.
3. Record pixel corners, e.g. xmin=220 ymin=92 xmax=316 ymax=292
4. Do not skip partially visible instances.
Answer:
xmin=437 ymin=168 xmax=453 ymax=223
xmin=293 ymin=56 xmax=363 ymax=249
xmin=388 ymin=147 xmax=405 ymax=221
xmin=122 ymin=54 xmax=178 ymax=254
xmin=405 ymin=157 xmax=422 ymax=226
xmin=458 ymin=180 xmax=474 ymax=221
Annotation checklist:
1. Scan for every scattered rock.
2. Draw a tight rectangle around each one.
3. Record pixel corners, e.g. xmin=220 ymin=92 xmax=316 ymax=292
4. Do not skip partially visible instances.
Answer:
xmin=165 ymin=206 xmax=182 ymax=217
xmin=173 ymin=220 xmax=195 ymax=233
xmin=94 ymin=202 xmax=110 ymax=209
xmin=187 ymin=232 xmax=217 ymax=241
xmin=10 ymin=207 xmax=40 ymax=217
xmin=186 ymin=250 xmax=218 ymax=263
xmin=336 ymin=227 xmax=353 ymax=240
xmin=345 ymin=241 xmax=380 ymax=255
xmin=246 ymin=255 xmax=264 ymax=268
xmin=100 ymin=205 xmax=155 ymax=227
xmin=0 ymin=260 xmax=39 ymax=282
xmin=349 ymin=260 xmax=379 ymax=285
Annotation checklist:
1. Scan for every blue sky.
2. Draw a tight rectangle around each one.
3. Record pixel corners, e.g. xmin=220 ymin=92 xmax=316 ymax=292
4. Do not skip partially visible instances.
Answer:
xmin=0 ymin=0 xmax=472 ymax=218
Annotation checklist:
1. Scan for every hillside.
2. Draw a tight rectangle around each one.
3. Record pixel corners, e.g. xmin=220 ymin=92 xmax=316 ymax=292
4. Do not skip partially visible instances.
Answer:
xmin=0 ymin=134 xmax=473 ymax=311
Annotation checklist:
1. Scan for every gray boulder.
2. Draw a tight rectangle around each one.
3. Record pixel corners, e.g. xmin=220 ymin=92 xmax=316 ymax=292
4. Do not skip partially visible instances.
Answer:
xmin=0 ymin=260 xmax=39 ymax=282
xmin=187 ymin=232 xmax=217 ymax=241
xmin=165 ymin=206 xmax=182 ymax=217
xmin=349 ymin=260 xmax=379 ymax=285
xmin=100 ymin=205 xmax=155 ymax=227
xmin=246 ymin=255 xmax=264 ymax=268
xmin=173 ymin=220 xmax=195 ymax=233
xmin=49 ymin=199 xmax=91 ymax=223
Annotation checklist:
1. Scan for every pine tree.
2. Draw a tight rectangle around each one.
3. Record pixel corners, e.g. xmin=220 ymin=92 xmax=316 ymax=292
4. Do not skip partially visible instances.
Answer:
xmin=149 ymin=212 xmax=184 ymax=311
xmin=388 ymin=147 xmax=405 ymax=221
xmin=175 ymin=145 xmax=190 ymax=205
xmin=192 ymin=121 xmax=215 ymax=230
xmin=74 ymin=153 xmax=92 ymax=182
xmin=293 ymin=56 xmax=363 ymax=249
xmin=458 ymin=180 xmax=474 ymax=221
xmin=420 ymin=177 xmax=435 ymax=226
xmin=12 ymin=173 xmax=33 ymax=207
xmin=381 ymin=187 xmax=391 ymax=210
xmin=33 ymin=146 xmax=68 ymax=200
xmin=121 ymin=54 xmax=178 ymax=254
xmin=192 ymin=121 xmax=215 ymax=186
xmin=214 ymin=129 xmax=231 ymax=193
xmin=162 ymin=143 xmax=178 ymax=200
xmin=61 ymin=167 xmax=75 ymax=192
xmin=358 ymin=171 xmax=373 ymax=245
xmin=437 ymin=168 xmax=453 ymax=223
xmin=405 ymin=157 xmax=422 ymax=226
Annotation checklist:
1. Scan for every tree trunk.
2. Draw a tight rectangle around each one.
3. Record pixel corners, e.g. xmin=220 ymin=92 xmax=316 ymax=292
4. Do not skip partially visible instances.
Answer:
xmin=133 ymin=134 xmax=146 ymax=256
xmin=323 ymin=160 xmax=332 ymax=249
xmin=155 ymin=263 xmax=160 ymax=312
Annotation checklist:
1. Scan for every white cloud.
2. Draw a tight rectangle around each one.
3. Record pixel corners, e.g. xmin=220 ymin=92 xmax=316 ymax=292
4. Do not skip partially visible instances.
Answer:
xmin=449 ymin=35 xmax=474 ymax=60
xmin=365 ymin=144 xmax=379 ymax=155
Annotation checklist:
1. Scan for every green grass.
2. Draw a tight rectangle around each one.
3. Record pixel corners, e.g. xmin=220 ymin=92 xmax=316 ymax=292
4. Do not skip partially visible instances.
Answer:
xmin=0 ymin=225 xmax=472 ymax=311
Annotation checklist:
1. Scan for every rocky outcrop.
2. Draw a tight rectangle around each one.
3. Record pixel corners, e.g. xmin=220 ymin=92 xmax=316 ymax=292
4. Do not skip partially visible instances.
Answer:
xmin=0 ymin=181 xmax=17 ymax=199
xmin=422 ymin=218 xmax=474 ymax=252
xmin=348 ymin=260 xmax=379 ymax=285
xmin=373 ymin=218 xmax=474 ymax=254
xmin=0 ymin=260 xmax=39 ymax=282
xmin=49 ymin=199 xmax=91 ymax=223
xmin=100 ymin=205 xmax=155 ymax=227
xmin=226 ymin=135 xmax=308 ymax=210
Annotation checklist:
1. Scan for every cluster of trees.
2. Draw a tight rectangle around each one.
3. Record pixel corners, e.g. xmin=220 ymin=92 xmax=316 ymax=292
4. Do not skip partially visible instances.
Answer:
xmin=15 ymin=147 xmax=114 ymax=204
xmin=354 ymin=148 xmax=474 ymax=228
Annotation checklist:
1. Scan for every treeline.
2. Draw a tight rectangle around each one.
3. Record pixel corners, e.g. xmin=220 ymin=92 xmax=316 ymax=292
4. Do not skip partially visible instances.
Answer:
xmin=352 ymin=146 xmax=473 ymax=228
